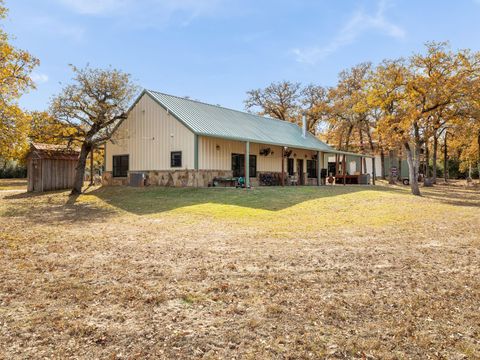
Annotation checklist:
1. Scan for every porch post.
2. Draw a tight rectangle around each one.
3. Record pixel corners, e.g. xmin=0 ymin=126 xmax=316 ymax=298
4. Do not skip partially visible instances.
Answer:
xmin=343 ymin=154 xmax=346 ymax=186
xmin=245 ymin=141 xmax=250 ymax=188
xmin=360 ymin=156 xmax=363 ymax=174
xmin=317 ymin=151 xmax=321 ymax=186
xmin=281 ymin=147 xmax=285 ymax=186
xmin=335 ymin=154 xmax=339 ymax=177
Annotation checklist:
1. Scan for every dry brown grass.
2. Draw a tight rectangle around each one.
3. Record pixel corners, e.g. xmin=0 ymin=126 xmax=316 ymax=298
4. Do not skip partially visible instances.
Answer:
xmin=0 ymin=180 xmax=479 ymax=359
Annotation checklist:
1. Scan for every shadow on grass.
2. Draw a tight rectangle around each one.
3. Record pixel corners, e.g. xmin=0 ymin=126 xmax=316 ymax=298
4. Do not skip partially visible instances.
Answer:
xmin=6 ymin=184 xmax=475 ymax=223
xmin=89 ymin=185 xmax=404 ymax=215
xmin=421 ymin=187 xmax=480 ymax=208
xmin=3 ymin=189 xmax=117 ymax=224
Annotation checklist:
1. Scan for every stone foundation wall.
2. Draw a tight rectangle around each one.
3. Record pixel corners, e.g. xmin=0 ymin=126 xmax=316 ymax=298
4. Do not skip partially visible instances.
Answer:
xmin=145 ymin=170 xmax=233 ymax=187
xmin=102 ymin=170 xmax=321 ymax=187
xmin=102 ymin=172 xmax=128 ymax=186
xmin=102 ymin=170 xmax=234 ymax=187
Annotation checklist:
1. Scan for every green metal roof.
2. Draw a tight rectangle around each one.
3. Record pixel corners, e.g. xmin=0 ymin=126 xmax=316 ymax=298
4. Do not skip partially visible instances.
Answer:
xmin=145 ymin=90 xmax=334 ymax=152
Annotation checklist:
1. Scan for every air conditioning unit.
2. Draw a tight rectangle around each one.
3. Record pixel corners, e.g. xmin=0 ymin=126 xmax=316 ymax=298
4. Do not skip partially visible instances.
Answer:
xmin=129 ymin=173 xmax=145 ymax=187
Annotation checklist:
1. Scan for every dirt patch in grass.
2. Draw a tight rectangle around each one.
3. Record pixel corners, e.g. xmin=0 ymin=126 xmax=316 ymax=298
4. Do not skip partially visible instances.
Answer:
xmin=0 ymin=184 xmax=479 ymax=359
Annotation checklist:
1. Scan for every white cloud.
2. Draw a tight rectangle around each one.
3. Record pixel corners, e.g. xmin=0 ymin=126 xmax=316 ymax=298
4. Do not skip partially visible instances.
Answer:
xmin=293 ymin=0 xmax=406 ymax=64
xmin=31 ymin=73 xmax=49 ymax=84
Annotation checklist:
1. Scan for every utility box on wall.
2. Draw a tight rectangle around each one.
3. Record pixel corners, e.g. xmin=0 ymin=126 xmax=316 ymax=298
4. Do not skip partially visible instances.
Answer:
xmin=129 ymin=172 xmax=145 ymax=187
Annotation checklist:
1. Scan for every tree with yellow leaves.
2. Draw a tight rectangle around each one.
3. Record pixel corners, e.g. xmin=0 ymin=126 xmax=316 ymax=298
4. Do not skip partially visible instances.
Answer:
xmin=0 ymin=0 xmax=39 ymax=166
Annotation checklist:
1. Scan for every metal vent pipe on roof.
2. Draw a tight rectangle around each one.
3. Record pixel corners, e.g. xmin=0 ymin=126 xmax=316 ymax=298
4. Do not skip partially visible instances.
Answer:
xmin=302 ymin=113 xmax=307 ymax=138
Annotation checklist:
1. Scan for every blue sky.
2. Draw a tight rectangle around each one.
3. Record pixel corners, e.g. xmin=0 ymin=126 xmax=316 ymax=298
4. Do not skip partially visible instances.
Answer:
xmin=5 ymin=0 xmax=480 ymax=112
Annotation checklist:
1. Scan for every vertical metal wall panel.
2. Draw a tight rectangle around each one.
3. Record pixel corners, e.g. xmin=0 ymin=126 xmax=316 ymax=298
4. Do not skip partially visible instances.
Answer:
xmin=105 ymin=94 xmax=195 ymax=172
xmin=198 ymin=136 xmax=316 ymax=173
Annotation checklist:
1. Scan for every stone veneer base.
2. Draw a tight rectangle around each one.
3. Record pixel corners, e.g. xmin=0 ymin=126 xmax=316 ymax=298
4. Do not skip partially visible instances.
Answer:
xmin=102 ymin=170 xmax=319 ymax=187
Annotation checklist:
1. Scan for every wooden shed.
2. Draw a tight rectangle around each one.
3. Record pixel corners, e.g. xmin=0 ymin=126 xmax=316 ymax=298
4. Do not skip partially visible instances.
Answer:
xmin=27 ymin=143 xmax=79 ymax=192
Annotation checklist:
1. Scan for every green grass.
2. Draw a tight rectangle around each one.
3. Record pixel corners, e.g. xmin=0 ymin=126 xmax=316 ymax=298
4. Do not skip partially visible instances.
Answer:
xmin=85 ymin=184 xmax=478 ymax=237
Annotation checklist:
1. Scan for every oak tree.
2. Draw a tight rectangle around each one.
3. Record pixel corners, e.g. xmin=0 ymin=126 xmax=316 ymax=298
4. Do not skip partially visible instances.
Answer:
xmin=50 ymin=65 xmax=138 ymax=194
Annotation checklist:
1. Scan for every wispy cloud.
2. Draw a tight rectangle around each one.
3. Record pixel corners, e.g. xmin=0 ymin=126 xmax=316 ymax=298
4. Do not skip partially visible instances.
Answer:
xmin=56 ymin=0 xmax=227 ymax=26
xmin=31 ymin=72 xmax=49 ymax=84
xmin=293 ymin=0 xmax=405 ymax=64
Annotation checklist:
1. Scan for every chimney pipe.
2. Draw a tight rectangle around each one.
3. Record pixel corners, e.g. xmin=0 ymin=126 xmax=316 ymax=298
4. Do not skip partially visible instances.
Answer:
xmin=302 ymin=113 xmax=307 ymax=138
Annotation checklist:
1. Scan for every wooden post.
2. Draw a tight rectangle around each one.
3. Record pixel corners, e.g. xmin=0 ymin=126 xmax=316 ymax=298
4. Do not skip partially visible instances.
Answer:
xmin=281 ymin=147 xmax=285 ymax=186
xmin=444 ymin=132 xmax=448 ymax=183
xmin=90 ymin=146 xmax=94 ymax=186
xmin=360 ymin=156 xmax=363 ymax=174
xmin=335 ymin=154 xmax=339 ymax=176
xmin=317 ymin=151 xmax=321 ymax=186
xmin=245 ymin=141 xmax=250 ymax=188
xmin=343 ymin=154 xmax=346 ymax=186
xmin=372 ymin=157 xmax=376 ymax=185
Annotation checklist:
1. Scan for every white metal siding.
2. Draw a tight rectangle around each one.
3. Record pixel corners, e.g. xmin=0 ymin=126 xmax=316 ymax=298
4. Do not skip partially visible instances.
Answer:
xmin=105 ymin=94 xmax=195 ymax=172
xmin=198 ymin=136 xmax=317 ymax=173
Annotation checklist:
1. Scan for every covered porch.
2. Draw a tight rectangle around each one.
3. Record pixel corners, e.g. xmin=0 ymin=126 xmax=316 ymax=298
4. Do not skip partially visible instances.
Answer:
xmin=199 ymin=136 xmax=374 ymax=187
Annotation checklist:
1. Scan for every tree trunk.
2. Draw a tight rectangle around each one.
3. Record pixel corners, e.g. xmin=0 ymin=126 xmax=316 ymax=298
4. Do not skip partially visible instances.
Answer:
xmin=345 ymin=124 xmax=354 ymax=151
xmin=380 ymin=149 xmax=386 ymax=179
xmin=398 ymin=147 xmax=402 ymax=182
xmin=477 ymin=131 xmax=480 ymax=180
xmin=444 ymin=132 xmax=448 ymax=183
xmin=405 ymin=142 xmax=421 ymax=196
xmin=432 ymin=135 xmax=438 ymax=184
xmin=71 ymin=142 xmax=91 ymax=195
xmin=424 ymin=138 xmax=430 ymax=179
xmin=388 ymin=150 xmax=395 ymax=184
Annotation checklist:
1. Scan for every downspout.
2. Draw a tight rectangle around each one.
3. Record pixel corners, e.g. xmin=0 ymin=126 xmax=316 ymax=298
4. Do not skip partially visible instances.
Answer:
xmin=194 ymin=134 xmax=199 ymax=187
xmin=245 ymin=141 xmax=250 ymax=188
xmin=317 ymin=151 xmax=321 ymax=186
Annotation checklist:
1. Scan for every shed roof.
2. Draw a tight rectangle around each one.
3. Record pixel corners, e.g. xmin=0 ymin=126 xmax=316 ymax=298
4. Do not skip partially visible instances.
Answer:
xmin=28 ymin=143 xmax=79 ymax=160
xmin=144 ymin=90 xmax=334 ymax=152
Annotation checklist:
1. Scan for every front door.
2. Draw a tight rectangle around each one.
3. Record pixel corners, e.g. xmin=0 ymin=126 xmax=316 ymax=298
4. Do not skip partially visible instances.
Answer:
xmin=297 ymin=159 xmax=304 ymax=185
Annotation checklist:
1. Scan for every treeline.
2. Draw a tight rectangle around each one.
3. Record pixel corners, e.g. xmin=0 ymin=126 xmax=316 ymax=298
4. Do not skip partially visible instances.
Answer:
xmin=245 ymin=42 xmax=480 ymax=195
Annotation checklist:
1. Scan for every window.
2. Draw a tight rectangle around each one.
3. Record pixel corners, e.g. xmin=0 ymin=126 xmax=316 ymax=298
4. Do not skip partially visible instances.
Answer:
xmin=232 ymin=153 xmax=257 ymax=177
xmin=171 ymin=151 xmax=182 ymax=167
xmin=307 ymin=159 xmax=317 ymax=178
xmin=287 ymin=158 xmax=294 ymax=175
xmin=113 ymin=155 xmax=129 ymax=177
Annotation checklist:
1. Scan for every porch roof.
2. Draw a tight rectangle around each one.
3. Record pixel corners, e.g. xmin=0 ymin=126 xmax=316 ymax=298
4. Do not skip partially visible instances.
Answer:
xmin=325 ymin=149 xmax=374 ymax=158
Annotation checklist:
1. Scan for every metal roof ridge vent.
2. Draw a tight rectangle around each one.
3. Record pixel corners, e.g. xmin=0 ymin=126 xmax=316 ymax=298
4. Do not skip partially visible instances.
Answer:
xmin=302 ymin=113 xmax=307 ymax=139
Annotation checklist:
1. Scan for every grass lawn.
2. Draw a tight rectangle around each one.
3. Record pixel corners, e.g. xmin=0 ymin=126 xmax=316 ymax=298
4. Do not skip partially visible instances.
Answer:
xmin=0 ymin=178 xmax=27 ymax=190
xmin=0 ymin=180 xmax=479 ymax=359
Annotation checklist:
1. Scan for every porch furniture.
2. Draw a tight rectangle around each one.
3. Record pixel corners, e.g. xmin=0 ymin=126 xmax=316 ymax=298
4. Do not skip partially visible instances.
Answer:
xmin=335 ymin=174 xmax=360 ymax=184
xmin=289 ymin=175 xmax=299 ymax=186
xmin=212 ymin=177 xmax=237 ymax=187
